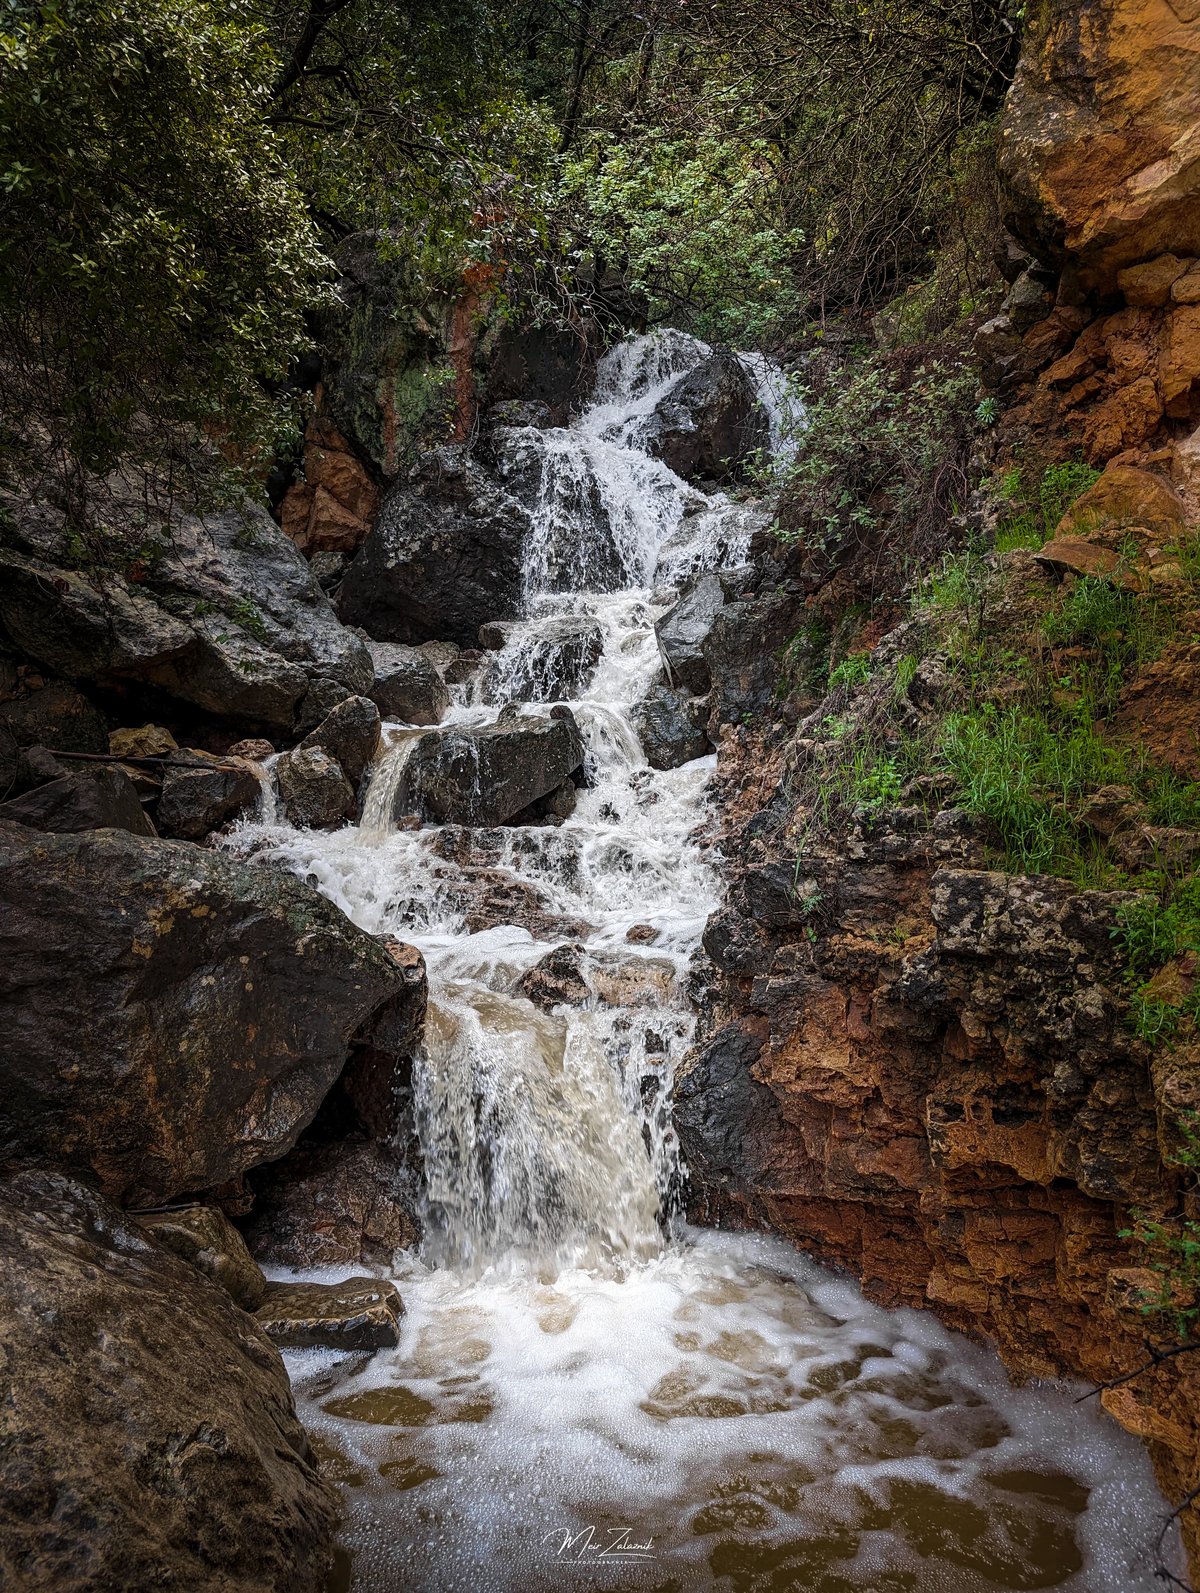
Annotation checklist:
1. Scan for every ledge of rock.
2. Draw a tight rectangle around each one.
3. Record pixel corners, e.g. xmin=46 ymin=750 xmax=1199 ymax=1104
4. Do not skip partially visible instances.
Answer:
xmin=254 ymin=1277 xmax=404 ymax=1351
xmin=0 ymin=1168 xmax=338 ymax=1593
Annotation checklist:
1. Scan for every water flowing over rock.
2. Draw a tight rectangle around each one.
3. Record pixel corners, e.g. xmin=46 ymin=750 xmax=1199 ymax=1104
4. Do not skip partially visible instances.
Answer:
xmin=0 ymin=825 xmax=414 ymax=1204
xmin=641 ymin=348 xmax=769 ymax=483
xmin=0 ymin=1167 xmax=338 ymax=1593
xmin=630 ymin=682 xmax=711 ymax=769
xmin=0 ymin=498 xmax=372 ymax=732
xmin=390 ymin=710 xmax=585 ymax=827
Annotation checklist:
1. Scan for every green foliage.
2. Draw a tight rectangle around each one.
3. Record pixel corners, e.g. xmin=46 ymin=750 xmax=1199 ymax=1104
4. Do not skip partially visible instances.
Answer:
xmin=829 ymin=651 xmax=873 ymax=689
xmin=992 ymin=460 xmax=1102 ymax=552
xmin=1122 ymin=1115 xmax=1200 ymax=1340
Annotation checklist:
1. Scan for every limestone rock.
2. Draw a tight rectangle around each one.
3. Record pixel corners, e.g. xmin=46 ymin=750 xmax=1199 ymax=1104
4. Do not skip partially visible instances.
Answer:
xmin=0 ymin=1168 xmax=338 ymax=1593
xmin=254 ymin=1278 xmax=403 ymax=1351
xmin=0 ymin=497 xmax=371 ymax=732
xmin=338 ymin=444 xmax=529 ymax=646
xmin=631 ymin=682 xmax=710 ymax=769
xmin=276 ymin=744 xmax=354 ymax=829
xmin=0 ymin=764 xmax=154 ymax=836
xmin=0 ymin=825 xmax=409 ymax=1204
xmin=365 ymin=638 xmax=449 ymax=725
xmin=156 ymin=750 xmax=260 ymax=841
xmin=135 ymin=1204 xmax=266 ymax=1310
xmin=395 ymin=710 xmax=585 ymax=827
xmin=299 ymin=693 xmax=380 ymax=787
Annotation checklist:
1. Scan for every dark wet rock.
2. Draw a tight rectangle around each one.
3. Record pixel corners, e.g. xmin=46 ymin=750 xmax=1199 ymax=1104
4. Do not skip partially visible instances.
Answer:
xmin=444 ymin=649 xmax=484 ymax=685
xmin=276 ymin=744 xmax=354 ymax=829
xmin=227 ymin=737 xmax=276 ymax=762
xmin=655 ymin=572 xmax=725 ymax=693
xmin=626 ymin=923 xmax=660 ymax=944
xmin=0 ymin=678 xmax=108 ymax=754
xmin=309 ymin=550 xmax=348 ymax=592
xmin=135 ymin=1203 xmax=266 ymax=1311
xmin=482 ymin=320 xmax=594 ymax=424
xmin=479 ymin=621 xmax=514 ymax=651
xmin=518 ymin=943 xmax=677 ymax=1011
xmin=703 ymin=589 xmax=799 ymax=727
xmin=300 ymin=693 xmax=380 ymax=787
xmin=397 ymin=710 xmax=585 ymax=827
xmin=632 ymin=682 xmax=711 ymax=769
xmin=644 ymin=350 xmax=768 ymax=483
xmin=254 ymin=1277 xmax=403 ymax=1351
xmin=488 ymin=398 xmax=556 ymax=430
xmin=482 ymin=615 xmax=604 ymax=703
xmin=0 ymin=499 xmax=371 ymax=732
xmin=0 ymin=764 xmax=154 ymax=836
xmin=518 ymin=942 xmax=592 ymax=1008
xmin=0 ymin=1167 xmax=338 ymax=1593
xmin=0 ymin=723 xmax=16 ymax=798
xmin=338 ymin=445 xmax=529 ymax=646
xmin=156 ymin=750 xmax=260 ymax=841
xmin=0 ymin=826 xmax=409 ymax=1204
xmin=364 ymin=638 xmax=449 ymax=725
xmin=416 ymin=639 xmax=460 ymax=676
xmin=245 ymin=1140 xmax=420 ymax=1269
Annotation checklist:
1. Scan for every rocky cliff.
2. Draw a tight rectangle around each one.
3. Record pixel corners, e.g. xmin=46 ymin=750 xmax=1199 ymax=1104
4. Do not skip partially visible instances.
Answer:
xmin=679 ymin=0 xmax=1200 ymax=1572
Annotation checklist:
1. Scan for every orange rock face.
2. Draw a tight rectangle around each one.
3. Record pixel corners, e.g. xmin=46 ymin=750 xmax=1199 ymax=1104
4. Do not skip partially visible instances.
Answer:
xmin=1000 ymin=0 xmax=1200 ymax=294
xmin=279 ymin=417 xmax=380 ymax=557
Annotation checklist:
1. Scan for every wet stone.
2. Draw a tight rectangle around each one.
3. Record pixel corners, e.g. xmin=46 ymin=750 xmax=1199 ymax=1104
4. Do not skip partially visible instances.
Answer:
xmin=254 ymin=1278 xmax=404 ymax=1351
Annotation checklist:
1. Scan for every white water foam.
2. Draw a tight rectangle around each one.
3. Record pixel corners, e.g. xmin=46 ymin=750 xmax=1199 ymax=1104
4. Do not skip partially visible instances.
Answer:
xmin=224 ymin=329 xmax=1180 ymax=1590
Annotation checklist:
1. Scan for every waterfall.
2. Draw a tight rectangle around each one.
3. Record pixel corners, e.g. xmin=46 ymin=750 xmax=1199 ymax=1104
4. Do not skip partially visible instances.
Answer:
xmin=223 ymin=330 xmax=1177 ymax=1593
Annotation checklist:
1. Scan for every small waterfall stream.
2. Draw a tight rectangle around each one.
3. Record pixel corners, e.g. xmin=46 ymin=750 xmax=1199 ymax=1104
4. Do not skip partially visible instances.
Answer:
xmin=227 ymin=333 xmax=1175 ymax=1591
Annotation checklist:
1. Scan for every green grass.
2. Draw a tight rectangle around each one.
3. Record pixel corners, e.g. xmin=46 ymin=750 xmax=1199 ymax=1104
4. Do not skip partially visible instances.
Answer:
xmin=993 ymin=459 xmax=1102 ymax=554
xmin=829 ymin=650 xmax=872 ymax=688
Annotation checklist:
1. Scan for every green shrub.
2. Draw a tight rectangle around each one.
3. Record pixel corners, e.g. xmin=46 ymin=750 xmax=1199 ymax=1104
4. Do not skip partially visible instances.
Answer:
xmin=993 ymin=460 xmax=1101 ymax=553
xmin=829 ymin=651 xmax=872 ymax=688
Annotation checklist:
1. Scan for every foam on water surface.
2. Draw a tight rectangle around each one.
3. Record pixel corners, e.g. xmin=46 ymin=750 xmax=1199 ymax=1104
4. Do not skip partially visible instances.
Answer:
xmin=223 ymin=330 xmax=1180 ymax=1589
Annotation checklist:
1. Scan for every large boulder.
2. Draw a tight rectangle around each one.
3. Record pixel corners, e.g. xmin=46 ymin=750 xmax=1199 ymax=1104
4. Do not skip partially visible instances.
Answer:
xmin=156 ymin=751 xmax=261 ymax=841
xmin=275 ymin=744 xmax=354 ymax=830
xmin=655 ymin=572 xmax=726 ymax=693
xmin=365 ymin=638 xmax=449 ymax=725
xmin=0 ymin=498 xmax=372 ymax=732
xmin=299 ymin=693 xmax=380 ymax=786
xmin=244 ymin=1139 xmax=420 ymax=1269
xmin=394 ymin=709 xmax=585 ymax=827
xmin=0 ymin=679 xmax=108 ymax=754
xmin=703 ymin=589 xmax=800 ymax=727
xmin=337 ymin=444 xmax=530 ymax=646
xmin=643 ymin=350 xmax=768 ymax=483
xmin=631 ymin=683 xmax=711 ymax=769
xmin=1000 ymin=0 xmax=1200 ymax=293
xmin=0 ymin=764 xmax=154 ymax=836
xmin=482 ymin=615 xmax=604 ymax=703
xmin=0 ymin=825 xmax=410 ymax=1204
xmin=0 ymin=1168 xmax=338 ymax=1593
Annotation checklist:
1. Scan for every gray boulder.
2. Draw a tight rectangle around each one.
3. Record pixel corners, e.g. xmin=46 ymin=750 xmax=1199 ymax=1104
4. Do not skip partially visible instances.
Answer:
xmin=0 ymin=764 xmax=154 ymax=836
xmin=0 ymin=1168 xmax=339 ymax=1593
xmin=0 ymin=825 xmax=409 ymax=1204
xmin=644 ymin=351 xmax=768 ymax=483
xmin=156 ymin=750 xmax=260 ymax=841
xmin=655 ymin=572 xmax=726 ymax=693
xmin=632 ymin=683 xmax=711 ymax=769
xmin=366 ymin=638 xmax=449 ymax=725
xmin=338 ymin=445 xmax=530 ymax=646
xmin=703 ymin=590 xmax=799 ymax=727
xmin=299 ymin=693 xmax=380 ymax=786
xmin=276 ymin=745 xmax=354 ymax=830
xmin=483 ymin=615 xmax=604 ymax=703
xmin=0 ymin=498 xmax=372 ymax=732
xmin=395 ymin=709 xmax=585 ymax=826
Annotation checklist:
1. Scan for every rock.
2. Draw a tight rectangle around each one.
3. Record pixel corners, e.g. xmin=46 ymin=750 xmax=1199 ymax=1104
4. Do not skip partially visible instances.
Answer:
xmin=517 ymin=943 xmax=591 ymax=1008
xmin=488 ymin=398 xmax=556 ymax=429
xmin=1082 ymin=376 xmax=1165 ymax=464
xmin=338 ymin=444 xmax=529 ymax=646
xmin=0 ymin=1167 xmax=337 ymax=1592
xmin=156 ymin=749 xmax=261 ymax=841
xmin=244 ymin=1140 xmax=420 ymax=1268
xmin=227 ymin=737 xmax=276 ymax=762
xmin=278 ymin=417 xmax=379 ymax=557
xmin=299 ymin=693 xmax=380 ymax=786
xmin=135 ymin=1204 xmax=266 ymax=1310
xmin=0 ymin=764 xmax=154 ymax=836
xmin=1159 ymin=302 xmax=1200 ymax=419
xmin=417 ymin=638 xmax=460 ymax=675
xmin=1033 ymin=537 xmax=1145 ymax=589
xmin=482 ymin=320 xmax=594 ymax=425
xmin=626 ymin=923 xmax=660 ymax=944
xmin=1172 ymin=263 xmax=1200 ymax=305
xmin=0 ymin=678 xmax=108 ymax=753
xmin=518 ymin=943 xmax=676 ymax=1010
xmin=1000 ymin=0 xmax=1200 ymax=293
xmin=364 ymin=638 xmax=449 ymax=725
xmin=703 ymin=589 xmax=799 ymax=727
xmin=643 ymin=350 xmax=768 ymax=483
xmin=109 ymin=723 xmax=177 ymax=759
xmin=0 ymin=826 xmax=410 ymax=1204
xmin=479 ymin=620 xmax=514 ymax=650
xmin=309 ymin=549 xmax=348 ymax=592
xmin=632 ymin=682 xmax=710 ymax=769
xmin=444 ymin=649 xmax=484 ymax=685
xmin=482 ymin=615 xmax=604 ymax=703
xmin=1002 ymin=269 xmax=1055 ymax=331
xmin=254 ymin=1278 xmax=403 ymax=1351
xmin=276 ymin=744 xmax=354 ymax=829
xmin=1055 ymin=465 xmax=1188 ymax=548
xmin=396 ymin=710 xmax=585 ymax=827
xmin=0 ymin=497 xmax=372 ymax=732
xmin=1118 ymin=254 xmax=1193 ymax=308
xmin=0 ymin=723 xmax=15 ymax=798
xmin=656 ymin=572 xmax=725 ymax=693
xmin=1114 ymin=640 xmax=1200 ymax=779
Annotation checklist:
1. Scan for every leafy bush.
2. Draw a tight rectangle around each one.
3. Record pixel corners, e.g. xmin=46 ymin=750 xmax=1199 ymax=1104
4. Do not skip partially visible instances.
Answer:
xmin=829 ymin=652 xmax=873 ymax=688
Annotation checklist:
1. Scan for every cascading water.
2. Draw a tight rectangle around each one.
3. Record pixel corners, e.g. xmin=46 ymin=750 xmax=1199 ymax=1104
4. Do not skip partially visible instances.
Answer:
xmin=226 ymin=332 xmax=1178 ymax=1591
